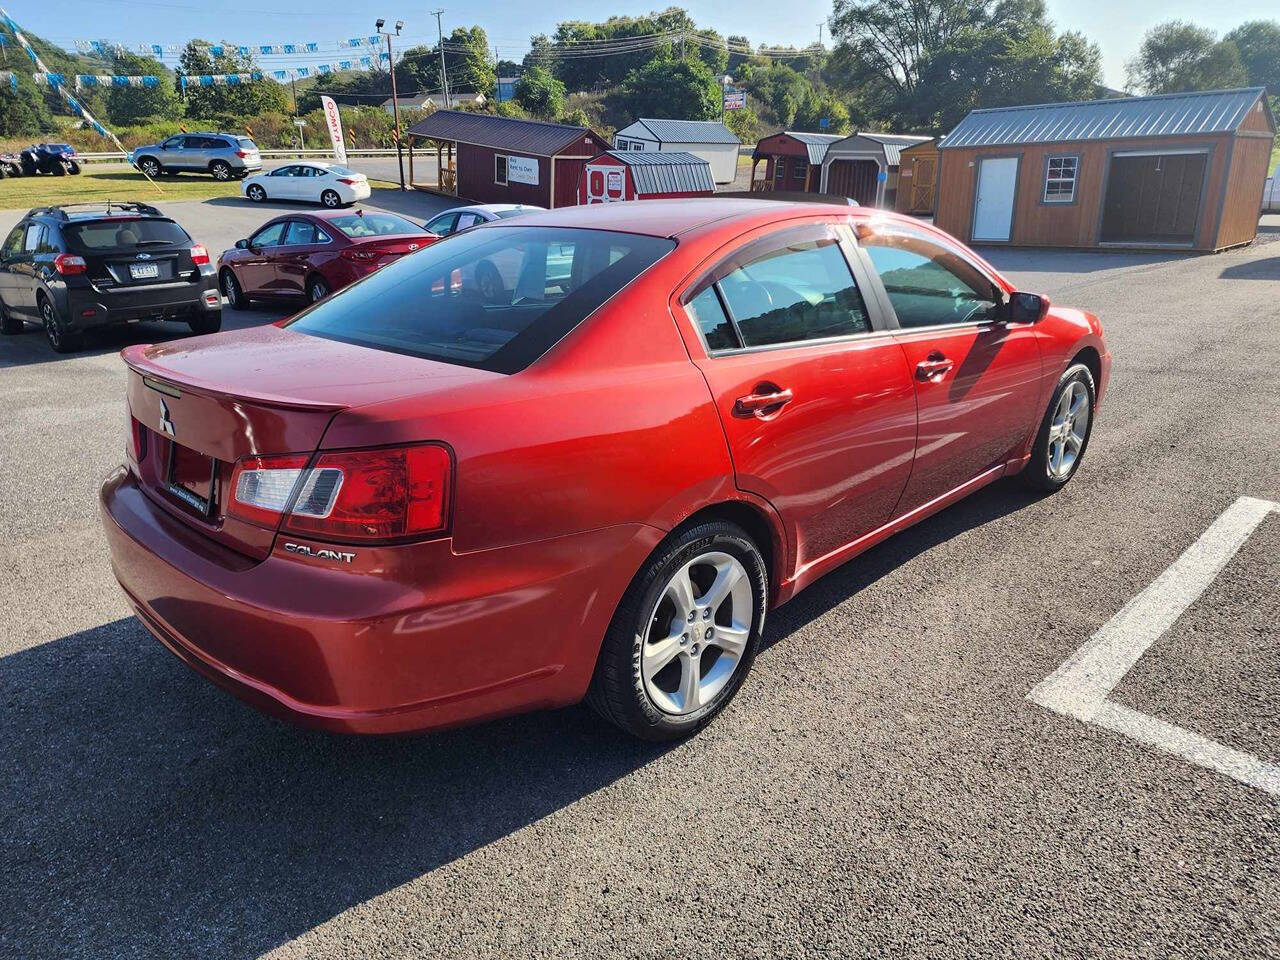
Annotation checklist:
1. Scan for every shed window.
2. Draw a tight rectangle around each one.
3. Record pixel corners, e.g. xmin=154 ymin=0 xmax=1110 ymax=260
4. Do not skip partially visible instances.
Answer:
xmin=495 ymin=154 xmax=508 ymax=185
xmin=1043 ymin=156 xmax=1078 ymax=203
xmin=792 ymin=159 xmax=808 ymax=182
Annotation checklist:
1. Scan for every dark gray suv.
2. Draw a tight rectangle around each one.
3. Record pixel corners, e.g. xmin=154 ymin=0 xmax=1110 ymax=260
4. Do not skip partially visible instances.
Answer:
xmin=130 ymin=133 xmax=262 ymax=181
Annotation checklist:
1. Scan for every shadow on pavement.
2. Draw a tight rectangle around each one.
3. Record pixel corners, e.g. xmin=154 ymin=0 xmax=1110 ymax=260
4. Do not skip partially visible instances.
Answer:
xmin=1219 ymin=256 xmax=1280 ymax=280
xmin=200 ymin=187 xmax=455 ymax=222
xmin=0 ymin=479 xmax=1036 ymax=959
xmin=0 ymin=307 xmax=283 ymax=370
xmin=978 ymin=246 xmax=1197 ymax=275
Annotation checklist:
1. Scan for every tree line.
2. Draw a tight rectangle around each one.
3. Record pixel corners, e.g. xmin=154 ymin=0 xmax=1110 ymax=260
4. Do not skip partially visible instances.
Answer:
xmin=1 ymin=5 xmax=1277 ymax=143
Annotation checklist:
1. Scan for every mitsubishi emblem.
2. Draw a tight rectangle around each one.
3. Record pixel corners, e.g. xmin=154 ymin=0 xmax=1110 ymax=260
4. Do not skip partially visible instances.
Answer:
xmin=159 ymin=398 xmax=176 ymax=437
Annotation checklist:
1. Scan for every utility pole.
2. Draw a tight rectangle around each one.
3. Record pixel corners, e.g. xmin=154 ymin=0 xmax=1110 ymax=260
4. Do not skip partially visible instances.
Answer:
xmin=432 ymin=9 xmax=451 ymax=108
xmin=817 ymin=22 xmax=824 ymax=48
xmin=290 ymin=73 xmax=298 ymax=115
xmin=377 ymin=18 xmax=406 ymax=190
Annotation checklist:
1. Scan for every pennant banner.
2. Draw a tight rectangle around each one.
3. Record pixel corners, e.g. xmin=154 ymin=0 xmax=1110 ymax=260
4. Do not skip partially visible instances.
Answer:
xmin=76 ymin=37 xmax=385 ymax=56
xmin=269 ymin=55 xmax=381 ymax=80
xmin=0 ymin=70 xmax=16 ymax=93
xmin=74 ymin=74 xmax=160 ymax=90
xmin=178 ymin=72 xmax=264 ymax=90
xmin=2 ymin=8 xmax=123 ymax=148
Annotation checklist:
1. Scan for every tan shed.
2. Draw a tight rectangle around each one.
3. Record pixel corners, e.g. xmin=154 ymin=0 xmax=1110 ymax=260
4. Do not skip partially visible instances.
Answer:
xmin=935 ymin=88 xmax=1276 ymax=251
xmin=894 ymin=137 xmax=941 ymax=216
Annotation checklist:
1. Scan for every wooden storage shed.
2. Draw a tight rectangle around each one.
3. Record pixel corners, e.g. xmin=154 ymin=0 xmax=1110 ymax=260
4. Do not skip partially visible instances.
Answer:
xmin=894 ymin=137 xmax=941 ymax=215
xmin=405 ymin=110 xmax=606 ymax=209
xmin=820 ymin=132 xmax=933 ymax=207
xmin=750 ymin=131 xmax=842 ymax=194
xmin=578 ymin=151 xmax=714 ymax=204
xmin=612 ymin=118 xmax=741 ymax=184
xmin=935 ymin=88 xmax=1276 ymax=250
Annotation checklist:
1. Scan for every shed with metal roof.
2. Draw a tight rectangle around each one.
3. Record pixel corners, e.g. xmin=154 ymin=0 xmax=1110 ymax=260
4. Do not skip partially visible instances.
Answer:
xmin=612 ymin=118 xmax=741 ymax=184
xmin=578 ymin=151 xmax=715 ymax=204
xmin=819 ymin=132 xmax=933 ymax=207
xmin=750 ymin=131 xmax=843 ymax=194
xmin=934 ymin=88 xmax=1276 ymax=251
xmin=405 ymin=109 xmax=607 ymax=208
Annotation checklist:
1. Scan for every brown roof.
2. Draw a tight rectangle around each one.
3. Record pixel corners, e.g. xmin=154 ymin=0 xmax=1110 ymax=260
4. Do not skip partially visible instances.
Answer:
xmin=406 ymin=109 xmax=602 ymax=156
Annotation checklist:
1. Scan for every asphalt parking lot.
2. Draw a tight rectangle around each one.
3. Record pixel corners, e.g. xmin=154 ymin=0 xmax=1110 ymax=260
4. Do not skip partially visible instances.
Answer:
xmin=1 ymin=198 xmax=1277 ymax=958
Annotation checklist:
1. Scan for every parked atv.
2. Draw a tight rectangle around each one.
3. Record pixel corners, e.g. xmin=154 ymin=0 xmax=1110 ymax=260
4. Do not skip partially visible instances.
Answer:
xmin=0 ymin=153 xmax=23 ymax=178
xmin=19 ymin=143 xmax=81 ymax=176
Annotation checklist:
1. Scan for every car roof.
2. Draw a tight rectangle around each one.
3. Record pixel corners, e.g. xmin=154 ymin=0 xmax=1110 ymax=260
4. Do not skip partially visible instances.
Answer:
xmin=503 ymin=198 xmax=870 ymax=238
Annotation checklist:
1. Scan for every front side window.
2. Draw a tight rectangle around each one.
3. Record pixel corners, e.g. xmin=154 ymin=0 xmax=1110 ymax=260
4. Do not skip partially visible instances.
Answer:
xmin=708 ymin=227 xmax=871 ymax=348
xmin=286 ymin=226 xmax=674 ymax=373
xmin=250 ymin=222 xmax=287 ymax=247
xmin=1044 ymin=156 xmax=1078 ymax=203
xmin=495 ymin=155 xmax=508 ymax=185
xmin=271 ymin=165 xmax=299 ymax=178
xmin=862 ymin=228 xmax=1000 ymax=328
xmin=162 ymin=137 xmax=183 ymax=150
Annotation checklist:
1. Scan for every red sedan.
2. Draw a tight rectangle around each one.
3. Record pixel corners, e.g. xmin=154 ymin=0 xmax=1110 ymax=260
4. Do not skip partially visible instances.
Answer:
xmin=102 ymin=200 xmax=1110 ymax=740
xmin=216 ymin=209 xmax=434 ymax=307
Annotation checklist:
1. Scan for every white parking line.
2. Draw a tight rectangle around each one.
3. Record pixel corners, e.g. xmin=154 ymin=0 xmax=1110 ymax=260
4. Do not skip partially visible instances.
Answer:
xmin=1028 ymin=495 xmax=1280 ymax=797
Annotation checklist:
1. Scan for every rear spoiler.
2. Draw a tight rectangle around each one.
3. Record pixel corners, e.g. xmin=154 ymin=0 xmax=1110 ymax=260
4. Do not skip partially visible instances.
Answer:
xmin=715 ymin=191 xmax=859 ymax=206
xmin=121 ymin=343 xmax=347 ymax=412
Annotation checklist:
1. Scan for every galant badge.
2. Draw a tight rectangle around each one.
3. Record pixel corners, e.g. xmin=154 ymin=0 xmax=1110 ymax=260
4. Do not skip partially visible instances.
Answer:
xmin=158 ymin=398 xmax=176 ymax=437
xmin=135 ymin=252 xmax=152 ymax=260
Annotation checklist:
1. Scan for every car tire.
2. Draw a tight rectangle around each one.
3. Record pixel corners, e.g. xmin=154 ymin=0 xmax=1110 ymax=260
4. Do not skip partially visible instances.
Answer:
xmin=320 ymin=189 xmax=342 ymax=208
xmin=65 ymin=159 xmax=81 ymax=175
xmin=306 ymin=276 xmax=330 ymax=303
xmin=246 ymin=183 xmax=267 ymax=203
xmin=138 ymin=157 xmax=162 ymax=178
xmin=1 ymin=301 xmax=21 ymax=334
xmin=1021 ymin=362 xmax=1096 ymax=493
xmin=476 ymin=261 xmax=505 ymax=303
xmin=586 ymin=520 xmax=767 ymax=741
xmin=51 ymin=162 xmax=66 ymax=177
xmin=40 ymin=297 xmax=79 ymax=353
xmin=210 ymin=160 xmax=232 ymax=181
xmin=188 ymin=310 xmax=222 ymax=336
xmin=220 ymin=269 xmax=248 ymax=309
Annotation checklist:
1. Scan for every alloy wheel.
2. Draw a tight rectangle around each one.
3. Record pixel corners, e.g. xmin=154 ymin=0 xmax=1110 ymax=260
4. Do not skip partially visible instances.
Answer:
xmin=309 ymin=279 xmax=328 ymax=302
xmin=41 ymin=300 xmax=61 ymax=349
xmin=221 ymin=271 xmax=240 ymax=308
xmin=641 ymin=551 xmax=753 ymax=716
xmin=211 ymin=162 xmax=231 ymax=181
xmin=1047 ymin=380 xmax=1090 ymax=480
xmin=140 ymin=159 xmax=160 ymax=177
xmin=247 ymin=185 xmax=265 ymax=202
xmin=321 ymin=190 xmax=341 ymax=208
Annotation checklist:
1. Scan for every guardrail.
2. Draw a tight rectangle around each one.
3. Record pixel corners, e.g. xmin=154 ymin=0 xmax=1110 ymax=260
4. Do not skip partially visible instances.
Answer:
xmin=74 ymin=148 xmax=402 ymax=164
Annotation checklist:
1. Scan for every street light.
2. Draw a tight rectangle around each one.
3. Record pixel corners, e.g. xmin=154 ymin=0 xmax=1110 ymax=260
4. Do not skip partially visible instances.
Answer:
xmin=377 ymin=17 xmax=406 ymax=190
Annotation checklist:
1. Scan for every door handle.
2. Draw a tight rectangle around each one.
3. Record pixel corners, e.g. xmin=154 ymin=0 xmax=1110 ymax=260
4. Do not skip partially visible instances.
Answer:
xmin=915 ymin=353 xmax=954 ymax=380
xmin=733 ymin=384 xmax=793 ymax=419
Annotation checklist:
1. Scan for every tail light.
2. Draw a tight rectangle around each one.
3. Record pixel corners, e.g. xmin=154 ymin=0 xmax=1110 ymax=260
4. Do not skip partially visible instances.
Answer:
xmin=336 ymin=177 xmax=359 ymax=185
xmin=189 ymin=244 xmax=210 ymax=265
xmin=128 ymin=415 xmax=148 ymax=462
xmin=228 ymin=444 xmax=451 ymax=542
xmin=341 ymin=248 xmax=379 ymax=262
xmin=53 ymin=253 xmax=87 ymax=275
xmin=235 ymin=150 xmax=248 ymax=158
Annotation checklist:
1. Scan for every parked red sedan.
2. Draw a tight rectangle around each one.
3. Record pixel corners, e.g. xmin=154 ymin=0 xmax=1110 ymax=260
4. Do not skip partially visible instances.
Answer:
xmin=102 ymin=200 xmax=1110 ymax=740
xmin=216 ymin=209 xmax=434 ymax=307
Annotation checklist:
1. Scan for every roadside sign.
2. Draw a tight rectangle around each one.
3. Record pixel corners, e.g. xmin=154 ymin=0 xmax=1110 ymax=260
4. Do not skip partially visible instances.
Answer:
xmin=877 ymin=169 xmax=888 ymax=182
xmin=320 ymin=95 xmax=348 ymax=166
xmin=819 ymin=117 xmax=829 ymax=129
xmin=723 ymin=91 xmax=746 ymax=111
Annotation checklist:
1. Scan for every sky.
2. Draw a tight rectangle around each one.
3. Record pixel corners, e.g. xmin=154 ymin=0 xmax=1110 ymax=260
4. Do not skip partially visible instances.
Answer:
xmin=8 ymin=0 xmax=1279 ymax=90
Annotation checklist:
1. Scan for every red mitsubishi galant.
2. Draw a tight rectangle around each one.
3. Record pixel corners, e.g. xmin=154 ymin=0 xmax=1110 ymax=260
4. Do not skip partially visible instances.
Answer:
xmin=101 ymin=200 xmax=1110 ymax=740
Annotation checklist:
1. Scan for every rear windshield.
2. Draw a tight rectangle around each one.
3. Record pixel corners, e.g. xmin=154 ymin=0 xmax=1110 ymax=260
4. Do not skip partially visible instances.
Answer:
xmin=326 ymin=165 xmax=358 ymax=177
xmin=65 ymin=217 xmax=191 ymax=253
xmin=327 ymin=212 xmax=423 ymax=238
xmin=494 ymin=208 xmax=534 ymax=219
xmin=286 ymin=226 xmax=674 ymax=373
xmin=236 ymin=137 xmax=257 ymax=150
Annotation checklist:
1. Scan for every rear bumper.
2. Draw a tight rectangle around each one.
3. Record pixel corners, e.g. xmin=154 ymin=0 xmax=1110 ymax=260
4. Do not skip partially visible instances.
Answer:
xmin=100 ymin=466 xmax=661 ymax=734
xmin=63 ymin=275 xmax=220 ymax=330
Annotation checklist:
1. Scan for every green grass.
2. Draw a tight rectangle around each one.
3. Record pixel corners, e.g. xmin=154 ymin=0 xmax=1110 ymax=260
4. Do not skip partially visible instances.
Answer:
xmin=0 ymin=166 xmax=239 ymax=209
xmin=0 ymin=166 xmax=400 ymax=210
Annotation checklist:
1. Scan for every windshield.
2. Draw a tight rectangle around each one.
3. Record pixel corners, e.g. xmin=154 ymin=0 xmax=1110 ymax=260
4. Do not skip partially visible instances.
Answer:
xmin=327 ymin=212 xmax=424 ymax=238
xmin=65 ymin=218 xmax=192 ymax=253
xmin=286 ymin=226 xmax=674 ymax=373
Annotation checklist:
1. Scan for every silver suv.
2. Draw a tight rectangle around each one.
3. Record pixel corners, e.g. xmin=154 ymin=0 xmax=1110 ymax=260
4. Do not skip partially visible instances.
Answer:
xmin=130 ymin=133 xmax=262 ymax=181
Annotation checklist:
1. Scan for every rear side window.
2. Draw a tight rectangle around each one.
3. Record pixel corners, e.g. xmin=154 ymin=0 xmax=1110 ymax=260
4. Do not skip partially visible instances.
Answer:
xmin=685 ymin=286 xmax=739 ymax=351
xmin=65 ymin=218 xmax=191 ymax=253
xmin=713 ymin=229 xmax=871 ymax=348
xmin=286 ymin=226 xmax=674 ymax=374
xmin=23 ymin=223 xmax=44 ymax=253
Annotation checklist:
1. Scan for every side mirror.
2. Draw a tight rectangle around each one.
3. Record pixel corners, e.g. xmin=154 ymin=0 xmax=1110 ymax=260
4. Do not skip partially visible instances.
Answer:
xmin=235 ymin=238 xmax=250 ymax=250
xmin=1005 ymin=291 xmax=1051 ymax=324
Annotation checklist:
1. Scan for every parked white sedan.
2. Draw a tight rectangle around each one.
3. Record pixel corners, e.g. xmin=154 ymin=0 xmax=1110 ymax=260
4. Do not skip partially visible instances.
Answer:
xmin=242 ymin=162 xmax=371 ymax=207
xmin=423 ymin=203 xmax=545 ymax=238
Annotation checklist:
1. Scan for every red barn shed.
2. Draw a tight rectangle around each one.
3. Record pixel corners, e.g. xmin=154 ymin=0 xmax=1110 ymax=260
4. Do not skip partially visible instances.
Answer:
xmin=405 ymin=110 xmax=606 ymax=209
xmin=578 ymin=151 xmax=715 ymax=204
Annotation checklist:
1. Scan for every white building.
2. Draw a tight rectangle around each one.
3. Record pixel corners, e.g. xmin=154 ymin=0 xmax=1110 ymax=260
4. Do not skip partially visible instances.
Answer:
xmin=381 ymin=92 xmax=486 ymax=114
xmin=612 ymin=118 xmax=741 ymax=185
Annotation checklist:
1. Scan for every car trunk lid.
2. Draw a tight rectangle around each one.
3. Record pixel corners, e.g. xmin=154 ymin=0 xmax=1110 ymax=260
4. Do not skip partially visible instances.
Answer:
xmin=122 ymin=323 xmax=493 ymax=560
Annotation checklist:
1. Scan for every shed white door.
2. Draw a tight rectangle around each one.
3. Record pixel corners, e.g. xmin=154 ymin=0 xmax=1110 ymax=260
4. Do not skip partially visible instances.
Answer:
xmin=972 ymin=157 xmax=1018 ymax=242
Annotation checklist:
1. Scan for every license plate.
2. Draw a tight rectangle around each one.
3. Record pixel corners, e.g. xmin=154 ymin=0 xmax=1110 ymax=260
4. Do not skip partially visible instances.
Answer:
xmin=130 ymin=262 xmax=160 ymax=279
xmin=166 ymin=441 xmax=217 ymax=516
